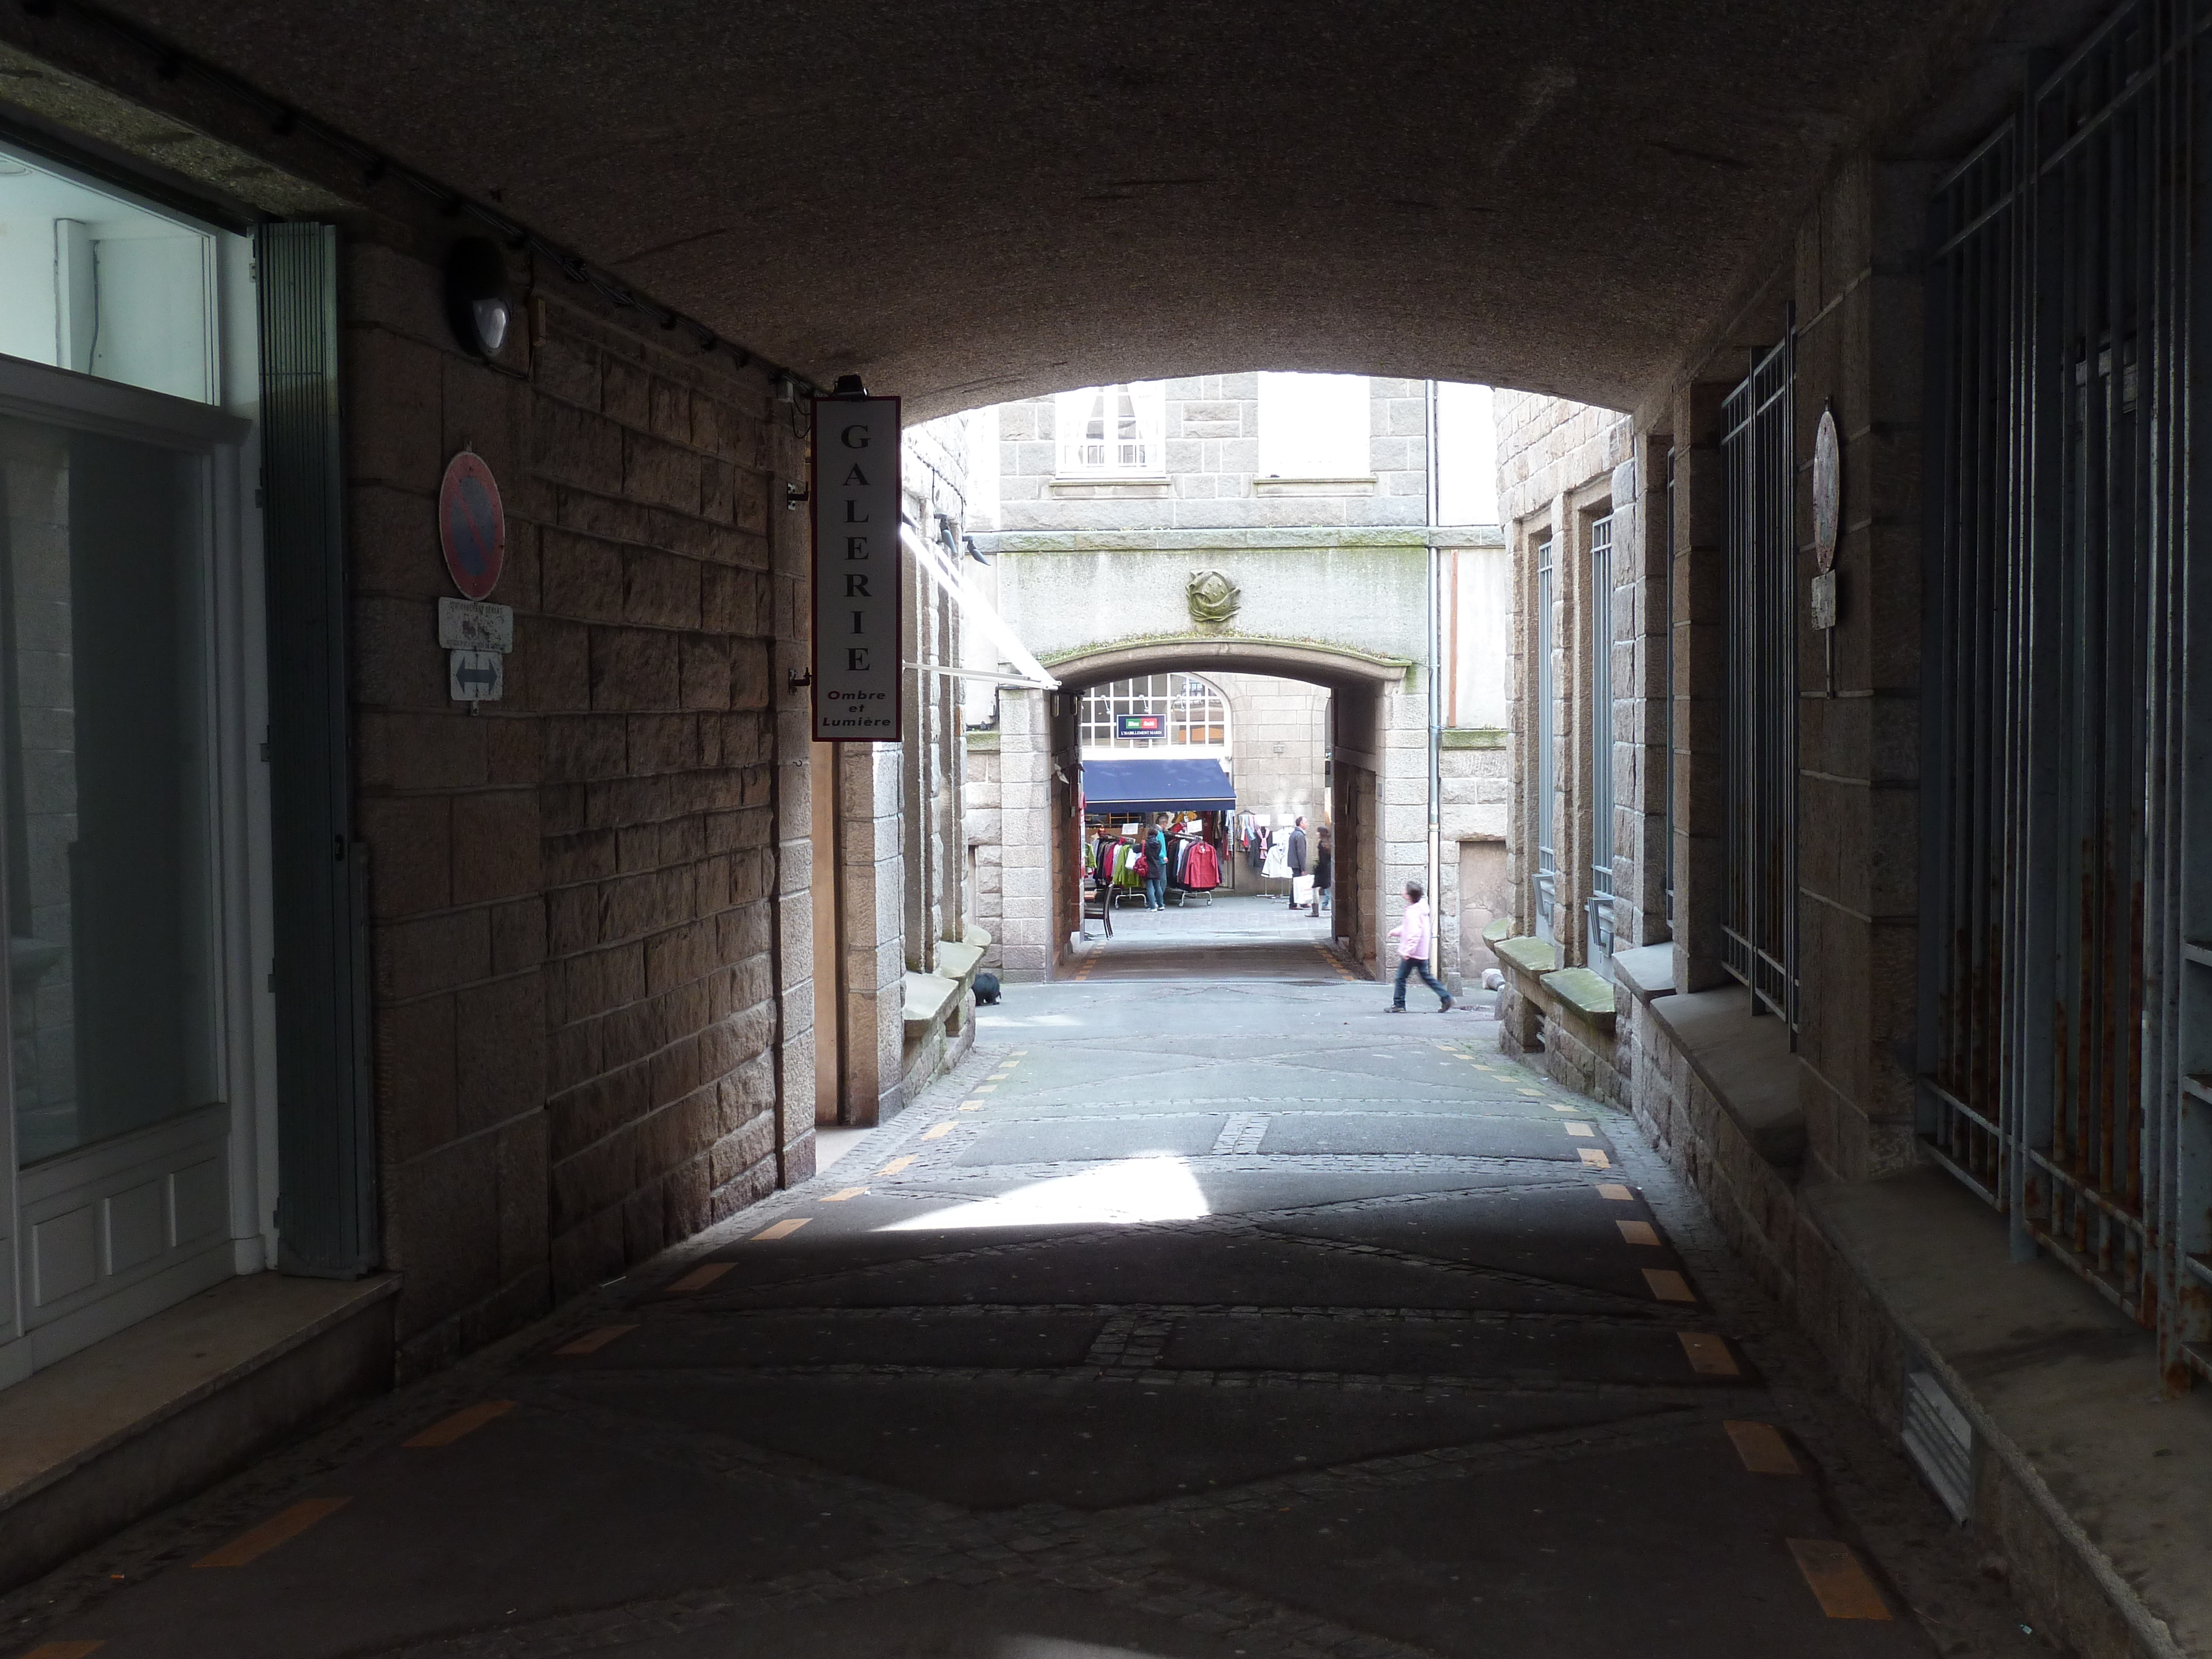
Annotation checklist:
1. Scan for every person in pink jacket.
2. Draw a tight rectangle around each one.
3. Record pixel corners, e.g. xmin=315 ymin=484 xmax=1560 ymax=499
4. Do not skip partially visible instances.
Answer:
xmin=1386 ymin=879 xmax=1453 ymax=1013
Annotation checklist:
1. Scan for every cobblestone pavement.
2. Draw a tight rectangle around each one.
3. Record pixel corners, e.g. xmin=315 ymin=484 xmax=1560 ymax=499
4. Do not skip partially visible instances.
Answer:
xmin=2 ymin=984 xmax=2047 ymax=1659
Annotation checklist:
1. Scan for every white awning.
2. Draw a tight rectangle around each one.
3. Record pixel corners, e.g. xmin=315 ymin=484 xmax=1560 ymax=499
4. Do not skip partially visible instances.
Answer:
xmin=900 ymin=521 xmax=1058 ymax=691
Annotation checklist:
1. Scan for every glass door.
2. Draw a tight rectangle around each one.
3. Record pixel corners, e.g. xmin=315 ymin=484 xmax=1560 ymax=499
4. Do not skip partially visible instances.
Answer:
xmin=0 ymin=134 xmax=264 ymax=1389
xmin=0 ymin=403 xmax=237 ymax=1369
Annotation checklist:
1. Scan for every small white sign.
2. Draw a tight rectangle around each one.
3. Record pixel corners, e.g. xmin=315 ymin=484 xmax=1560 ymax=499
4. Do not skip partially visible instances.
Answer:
xmin=811 ymin=394 xmax=902 ymax=741
xmin=449 ymin=648 xmax=504 ymax=702
xmin=1809 ymin=569 xmax=1839 ymax=631
xmin=438 ymin=596 xmax=514 ymax=653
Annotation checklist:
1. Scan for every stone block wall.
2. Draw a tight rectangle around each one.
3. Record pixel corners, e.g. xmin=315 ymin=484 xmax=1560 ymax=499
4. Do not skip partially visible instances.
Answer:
xmin=346 ymin=235 xmax=811 ymax=1375
xmin=1497 ymin=397 xmax=1633 ymax=958
xmin=998 ymin=376 xmax=1435 ymax=532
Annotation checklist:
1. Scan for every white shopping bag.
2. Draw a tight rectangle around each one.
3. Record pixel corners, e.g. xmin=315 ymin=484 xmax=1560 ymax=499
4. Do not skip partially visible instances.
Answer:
xmin=1292 ymin=874 xmax=1314 ymax=904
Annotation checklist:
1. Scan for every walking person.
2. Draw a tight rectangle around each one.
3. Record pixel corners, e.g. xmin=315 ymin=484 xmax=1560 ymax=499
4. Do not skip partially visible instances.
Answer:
xmin=1386 ymin=879 xmax=1453 ymax=1013
xmin=1142 ymin=815 xmax=1169 ymax=911
xmin=1285 ymin=816 xmax=1308 ymax=909
xmin=1310 ymin=826 xmax=1332 ymax=917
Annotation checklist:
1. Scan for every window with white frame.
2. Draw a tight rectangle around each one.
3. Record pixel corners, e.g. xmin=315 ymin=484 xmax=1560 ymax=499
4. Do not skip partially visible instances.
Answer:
xmin=1258 ymin=372 xmax=1369 ymax=478
xmin=1055 ymin=383 xmax=1165 ymax=474
xmin=1078 ymin=674 xmax=1230 ymax=752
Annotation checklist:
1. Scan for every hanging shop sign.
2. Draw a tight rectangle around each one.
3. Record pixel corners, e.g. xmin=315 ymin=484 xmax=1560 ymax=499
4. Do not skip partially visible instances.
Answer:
xmin=1809 ymin=406 xmax=1840 ymax=631
xmin=1115 ymin=713 xmax=1166 ymax=739
xmin=439 ymin=450 xmax=505 ymax=601
xmin=811 ymin=392 xmax=902 ymax=740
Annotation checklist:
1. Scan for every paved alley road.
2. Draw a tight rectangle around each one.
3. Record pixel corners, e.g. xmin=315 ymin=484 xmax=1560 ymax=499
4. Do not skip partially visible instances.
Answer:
xmin=4 ymin=983 xmax=2038 ymax=1659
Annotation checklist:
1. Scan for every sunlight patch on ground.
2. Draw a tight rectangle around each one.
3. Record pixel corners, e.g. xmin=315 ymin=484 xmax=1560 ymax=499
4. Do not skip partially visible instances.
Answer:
xmin=878 ymin=1155 xmax=1210 ymax=1231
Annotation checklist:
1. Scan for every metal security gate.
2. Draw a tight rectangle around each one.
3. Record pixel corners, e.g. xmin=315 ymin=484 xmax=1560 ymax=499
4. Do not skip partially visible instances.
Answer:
xmin=1587 ymin=515 xmax=1615 ymax=966
xmin=1722 ymin=336 xmax=1798 ymax=1026
xmin=1924 ymin=0 xmax=2212 ymax=1390
xmin=1533 ymin=538 xmax=1558 ymax=942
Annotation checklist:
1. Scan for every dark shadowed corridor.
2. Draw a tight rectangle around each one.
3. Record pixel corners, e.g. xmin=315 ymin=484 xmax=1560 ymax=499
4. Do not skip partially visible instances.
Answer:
xmin=2 ymin=984 xmax=2039 ymax=1659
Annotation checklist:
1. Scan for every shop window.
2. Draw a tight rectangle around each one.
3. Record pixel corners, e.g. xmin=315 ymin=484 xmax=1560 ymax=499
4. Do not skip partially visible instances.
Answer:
xmin=1258 ymin=372 xmax=1369 ymax=478
xmin=1 ymin=416 xmax=220 ymax=1163
xmin=1055 ymin=383 xmax=1164 ymax=474
xmin=1078 ymin=674 xmax=1229 ymax=753
xmin=0 ymin=143 xmax=221 ymax=404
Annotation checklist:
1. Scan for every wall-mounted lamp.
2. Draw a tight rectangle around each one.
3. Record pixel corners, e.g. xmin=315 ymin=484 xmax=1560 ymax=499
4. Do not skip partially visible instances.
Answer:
xmin=445 ymin=238 xmax=512 ymax=358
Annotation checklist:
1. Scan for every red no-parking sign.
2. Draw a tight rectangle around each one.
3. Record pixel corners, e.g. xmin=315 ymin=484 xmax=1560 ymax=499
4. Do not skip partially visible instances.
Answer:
xmin=439 ymin=450 xmax=506 ymax=599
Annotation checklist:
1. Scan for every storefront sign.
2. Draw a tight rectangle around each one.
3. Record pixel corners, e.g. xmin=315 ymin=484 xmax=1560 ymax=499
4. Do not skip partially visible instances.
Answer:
xmin=1116 ymin=713 xmax=1165 ymax=738
xmin=439 ymin=450 xmax=505 ymax=600
xmin=812 ymin=393 xmax=902 ymax=740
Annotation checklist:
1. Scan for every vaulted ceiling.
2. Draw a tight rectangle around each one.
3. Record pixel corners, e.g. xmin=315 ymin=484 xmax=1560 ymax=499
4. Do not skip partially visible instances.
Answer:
xmin=79 ymin=1 xmax=2015 ymax=417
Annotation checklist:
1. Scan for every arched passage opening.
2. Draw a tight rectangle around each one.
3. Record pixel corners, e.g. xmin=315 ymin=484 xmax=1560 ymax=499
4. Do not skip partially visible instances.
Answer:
xmin=1032 ymin=638 xmax=1413 ymax=984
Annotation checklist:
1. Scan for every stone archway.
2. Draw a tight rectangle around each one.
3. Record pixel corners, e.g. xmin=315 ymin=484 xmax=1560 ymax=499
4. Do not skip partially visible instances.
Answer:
xmin=981 ymin=635 xmax=1422 ymax=982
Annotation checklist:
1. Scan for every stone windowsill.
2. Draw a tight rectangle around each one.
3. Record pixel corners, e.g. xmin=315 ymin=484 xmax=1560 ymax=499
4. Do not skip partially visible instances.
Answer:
xmin=1253 ymin=475 xmax=1376 ymax=496
xmin=1493 ymin=935 xmax=1559 ymax=977
xmin=1441 ymin=727 xmax=1509 ymax=750
xmin=1046 ymin=476 xmax=1172 ymax=498
xmin=1540 ymin=966 xmax=1616 ymax=1031
xmin=1610 ymin=942 xmax=1675 ymax=999
xmin=904 ymin=925 xmax=994 ymax=1036
xmin=1638 ymin=979 xmax=1804 ymax=1170
xmin=1810 ymin=1168 xmax=2212 ymax=1657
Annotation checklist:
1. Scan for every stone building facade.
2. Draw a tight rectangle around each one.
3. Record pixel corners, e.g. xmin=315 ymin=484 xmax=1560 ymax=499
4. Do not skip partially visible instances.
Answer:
xmin=0 ymin=39 xmax=975 ymax=1451
xmin=963 ymin=374 xmax=1509 ymax=984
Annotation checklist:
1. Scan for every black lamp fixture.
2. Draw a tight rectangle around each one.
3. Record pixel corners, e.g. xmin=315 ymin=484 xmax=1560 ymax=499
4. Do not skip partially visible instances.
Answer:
xmin=445 ymin=238 xmax=512 ymax=358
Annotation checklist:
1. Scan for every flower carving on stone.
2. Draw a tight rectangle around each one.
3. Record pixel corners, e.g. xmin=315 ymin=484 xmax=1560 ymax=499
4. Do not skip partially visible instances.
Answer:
xmin=1186 ymin=569 xmax=1240 ymax=627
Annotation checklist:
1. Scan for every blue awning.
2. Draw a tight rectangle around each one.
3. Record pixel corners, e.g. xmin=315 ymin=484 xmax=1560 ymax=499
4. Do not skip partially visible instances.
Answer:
xmin=1082 ymin=757 xmax=1235 ymax=814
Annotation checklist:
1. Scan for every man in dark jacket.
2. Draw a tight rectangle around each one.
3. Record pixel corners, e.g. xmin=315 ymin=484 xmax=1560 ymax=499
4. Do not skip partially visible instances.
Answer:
xmin=1285 ymin=816 xmax=1308 ymax=909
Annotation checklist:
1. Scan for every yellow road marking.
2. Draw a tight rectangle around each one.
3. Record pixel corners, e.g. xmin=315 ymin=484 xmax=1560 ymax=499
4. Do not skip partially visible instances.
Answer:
xmin=1577 ymin=1147 xmax=1612 ymax=1168
xmin=1644 ymin=1267 xmax=1695 ymax=1302
xmin=1788 ymin=1539 xmax=1892 ymax=1620
xmin=1725 ymin=1420 xmax=1801 ymax=1475
xmin=753 ymin=1218 xmax=810 ymax=1240
xmin=555 ymin=1324 xmax=636 ymax=1357
xmin=665 ymin=1261 xmax=735 ymax=1292
xmin=23 ymin=1643 xmax=103 ymax=1658
xmin=195 ymin=1498 xmax=349 ymax=1567
xmin=821 ymin=1186 xmax=868 ymax=1202
xmin=1597 ymin=1182 xmax=1635 ymax=1201
xmin=1564 ymin=1122 xmax=1597 ymax=1138
xmin=1011 ymin=1049 xmax=1028 ymax=1056
xmin=1516 ymin=1087 xmax=1545 ymax=1098
xmin=972 ymin=1084 xmax=999 ymax=1093
xmin=404 ymin=1400 xmax=515 ymax=1448
xmin=1678 ymin=1332 xmax=1739 ymax=1375
xmin=960 ymin=1103 xmax=983 ymax=1112
xmin=1616 ymin=1219 xmax=1661 ymax=1246
xmin=879 ymin=1155 xmax=916 ymax=1175
xmin=921 ymin=1121 xmax=956 ymax=1140
xmin=1550 ymin=1103 xmax=1575 ymax=1112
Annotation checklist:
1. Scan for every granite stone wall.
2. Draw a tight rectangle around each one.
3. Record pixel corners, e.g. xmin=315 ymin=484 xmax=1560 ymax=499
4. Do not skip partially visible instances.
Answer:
xmin=345 ymin=235 xmax=813 ymax=1375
